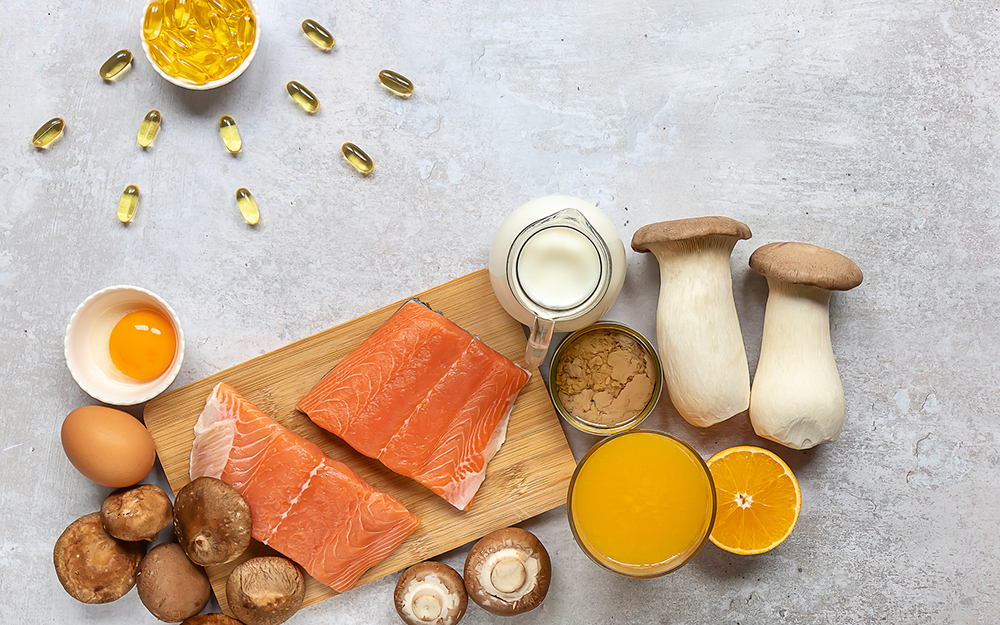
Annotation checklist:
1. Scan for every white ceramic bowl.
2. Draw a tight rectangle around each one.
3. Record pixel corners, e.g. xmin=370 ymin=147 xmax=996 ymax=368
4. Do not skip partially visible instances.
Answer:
xmin=140 ymin=0 xmax=261 ymax=91
xmin=65 ymin=286 xmax=185 ymax=405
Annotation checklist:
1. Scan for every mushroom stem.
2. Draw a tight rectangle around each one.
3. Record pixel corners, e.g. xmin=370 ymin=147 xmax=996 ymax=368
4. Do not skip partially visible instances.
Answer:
xmin=645 ymin=235 xmax=750 ymax=426
xmin=412 ymin=593 xmax=443 ymax=621
xmin=750 ymin=280 xmax=844 ymax=449
xmin=489 ymin=558 xmax=527 ymax=594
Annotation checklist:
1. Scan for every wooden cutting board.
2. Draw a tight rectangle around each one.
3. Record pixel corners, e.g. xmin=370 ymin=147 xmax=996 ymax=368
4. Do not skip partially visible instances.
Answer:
xmin=144 ymin=269 xmax=577 ymax=616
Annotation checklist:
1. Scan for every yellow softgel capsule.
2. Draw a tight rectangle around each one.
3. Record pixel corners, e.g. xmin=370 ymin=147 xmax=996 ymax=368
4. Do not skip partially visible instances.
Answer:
xmin=219 ymin=115 xmax=241 ymax=153
xmin=118 ymin=185 xmax=140 ymax=223
xmin=137 ymin=110 xmax=161 ymax=148
xmin=342 ymin=142 xmax=374 ymax=175
xmin=209 ymin=14 xmax=233 ymax=46
xmin=235 ymin=14 xmax=255 ymax=49
xmin=301 ymin=19 xmax=334 ymax=51
xmin=100 ymin=49 xmax=133 ymax=81
xmin=235 ymin=188 xmax=259 ymax=225
xmin=171 ymin=0 xmax=191 ymax=29
xmin=378 ymin=69 xmax=414 ymax=98
xmin=143 ymin=1 xmax=164 ymax=40
xmin=32 ymin=117 xmax=65 ymax=148
xmin=286 ymin=81 xmax=320 ymax=113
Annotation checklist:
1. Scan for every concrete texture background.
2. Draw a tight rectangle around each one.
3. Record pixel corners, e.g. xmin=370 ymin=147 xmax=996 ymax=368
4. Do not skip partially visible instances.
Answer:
xmin=1 ymin=0 xmax=996 ymax=622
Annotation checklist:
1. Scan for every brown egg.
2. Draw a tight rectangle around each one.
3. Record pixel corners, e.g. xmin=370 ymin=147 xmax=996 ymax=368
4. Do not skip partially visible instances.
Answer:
xmin=61 ymin=405 xmax=156 ymax=487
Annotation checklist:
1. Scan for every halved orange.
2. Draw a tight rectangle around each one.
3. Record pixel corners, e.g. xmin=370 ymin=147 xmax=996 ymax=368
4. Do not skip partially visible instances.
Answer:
xmin=706 ymin=446 xmax=801 ymax=555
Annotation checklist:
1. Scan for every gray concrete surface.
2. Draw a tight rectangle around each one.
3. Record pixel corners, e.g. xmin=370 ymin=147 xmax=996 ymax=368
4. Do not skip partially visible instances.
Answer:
xmin=1 ymin=0 xmax=997 ymax=622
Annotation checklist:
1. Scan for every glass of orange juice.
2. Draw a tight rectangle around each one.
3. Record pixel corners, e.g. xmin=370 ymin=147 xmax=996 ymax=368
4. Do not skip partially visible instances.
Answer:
xmin=568 ymin=430 xmax=716 ymax=577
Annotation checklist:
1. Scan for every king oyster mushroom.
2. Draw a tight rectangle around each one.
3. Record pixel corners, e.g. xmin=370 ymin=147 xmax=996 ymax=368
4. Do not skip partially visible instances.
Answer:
xmin=226 ymin=556 xmax=305 ymax=625
xmin=464 ymin=528 xmax=551 ymax=616
xmin=173 ymin=476 xmax=252 ymax=566
xmin=631 ymin=217 xmax=753 ymax=427
xmin=748 ymin=242 xmax=863 ymax=449
xmin=101 ymin=484 xmax=173 ymax=542
xmin=394 ymin=561 xmax=468 ymax=625
xmin=53 ymin=512 xmax=146 ymax=604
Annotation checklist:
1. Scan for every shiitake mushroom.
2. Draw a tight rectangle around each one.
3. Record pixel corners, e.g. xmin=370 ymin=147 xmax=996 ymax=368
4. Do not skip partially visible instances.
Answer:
xmin=136 ymin=543 xmax=211 ymax=622
xmin=173 ymin=476 xmax=252 ymax=566
xmin=101 ymin=484 xmax=173 ymax=542
xmin=53 ymin=512 xmax=146 ymax=604
xmin=226 ymin=556 xmax=305 ymax=625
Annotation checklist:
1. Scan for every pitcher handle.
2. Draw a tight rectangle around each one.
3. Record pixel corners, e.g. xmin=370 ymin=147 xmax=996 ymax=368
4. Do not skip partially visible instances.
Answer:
xmin=525 ymin=316 xmax=555 ymax=368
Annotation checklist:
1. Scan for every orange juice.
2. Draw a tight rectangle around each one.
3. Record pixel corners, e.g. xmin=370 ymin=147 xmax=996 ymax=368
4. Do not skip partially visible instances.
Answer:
xmin=568 ymin=430 xmax=716 ymax=576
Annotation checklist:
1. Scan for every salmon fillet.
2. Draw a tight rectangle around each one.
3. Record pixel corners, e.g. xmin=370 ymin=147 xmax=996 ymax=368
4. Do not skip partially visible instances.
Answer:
xmin=189 ymin=383 xmax=420 ymax=592
xmin=297 ymin=301 xmax=531 ymax=510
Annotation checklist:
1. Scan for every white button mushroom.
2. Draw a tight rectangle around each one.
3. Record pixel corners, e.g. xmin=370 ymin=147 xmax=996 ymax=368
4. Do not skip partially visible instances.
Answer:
xmin=631 ymin=217 xmax=753 ymax=427
xmin=748 ymin=242 xmax=863 ymax=449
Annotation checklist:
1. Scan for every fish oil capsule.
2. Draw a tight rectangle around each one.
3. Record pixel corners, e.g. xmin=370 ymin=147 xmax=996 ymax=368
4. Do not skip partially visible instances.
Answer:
xmin=342 ymin=142 xmax=374 ymax=174
xmin=143 ymin=1 xmax=165 ymax=40
xmin=286 ymin=81 xmax=320 ymax=113
xmin=172 ymin=58 xmax=210 ymax=83
xmin=99 ymin=49 xmax=133 ymax=81
xmin=235 ymin=188 xmax=259 ymax=225
xmin=378 ymin=69 xmax=414 ymax=98
xmin=219 ymin=115 xmax=241 ymax=153
xmin=206 ymin=0 xmax=232 ymax=17
xmin=137 ymin=110 xmax=161 ymax=148
xmin=301 ymin=19 xmax=334 ymax=51
xmin=235 ymin=14 xmax=255 ymax=49
xmin=209 ymin=14 xmax=233 ymax=46
xmin=191 ymin=3 xmax=214 ymax=29
xmin=32 ymin=117 xmax=65 ymax=148
xmin=117 ymin=185 xmax=140 ymax=223
xmin=171 ymin=0 xmax=191 ymax=29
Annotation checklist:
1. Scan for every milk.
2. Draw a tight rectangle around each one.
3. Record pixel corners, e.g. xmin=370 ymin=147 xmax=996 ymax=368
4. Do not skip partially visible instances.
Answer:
xmin=516 ymin=226 xmax=601 ymax=310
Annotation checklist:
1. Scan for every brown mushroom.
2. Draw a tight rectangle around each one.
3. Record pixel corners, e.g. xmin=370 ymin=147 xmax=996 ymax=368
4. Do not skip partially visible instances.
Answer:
xmin=101 ymin=484 xmax=173 ymax=542
xmin=136 ymin=542 xmax=211 ymax=622
xmin=182 ymin=615 xmax=244 ymax=625
xmin=394 ymin=561 xmax=468 ymax=625
xmin=173 ymin=476 xmax=252 ymax=566
xmin=464 ymin=528 xmax=550 ymax=616
xmin=53 ymin=512 xmax=146 ymax=604
xmin=226 ymin=556 xmax=305 ymax=625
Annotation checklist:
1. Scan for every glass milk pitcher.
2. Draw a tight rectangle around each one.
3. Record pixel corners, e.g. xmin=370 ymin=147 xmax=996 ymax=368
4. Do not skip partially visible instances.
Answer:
xmin=489 ymin=196 xmax=627 ymax=367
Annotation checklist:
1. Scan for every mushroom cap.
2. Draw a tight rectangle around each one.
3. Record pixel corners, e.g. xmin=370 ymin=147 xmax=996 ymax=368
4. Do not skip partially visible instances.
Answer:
xmin=136 ymin=542 xmax=211 ymax=622
xmin=174 ymin=476 xmax=252 ymax=566
xmin=101 ymin=484 xmax=173 ymax=542
xmin=464 ymin=528 xmax=551 ymax=616
xmin=226 ymin=556 xmax=305 ymax=625
xmin=631 ymin=216 xmax=752 ymax=252
xmin=53 ymin=512 xmax=146 ymax=604
xmin=182 ymin=615 xmax=244 ymax=625
xmin=750 ymin=242 xmax=863 ymax=291
xmin=394 ymin=561 xmax=468 ymax=625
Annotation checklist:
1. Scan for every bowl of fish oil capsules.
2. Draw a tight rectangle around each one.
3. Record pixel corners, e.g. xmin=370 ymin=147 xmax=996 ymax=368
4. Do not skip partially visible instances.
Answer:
xmin=140 ymin=0 xmax=260 ymax=90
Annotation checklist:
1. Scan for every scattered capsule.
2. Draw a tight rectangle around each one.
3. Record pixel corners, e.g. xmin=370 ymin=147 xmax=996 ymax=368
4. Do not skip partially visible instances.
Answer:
xmin=137 ymin=110 xmax=161 ymax=148
xmin=31 ymin=117 xmax=65 ymax=148
xmin=99 ymin=49 xmax=133 ymax=81
xmin=235 ymin=188 xmax=259 ymax=225
xmin=342 ymin=142 xmax=374 ymax=175
xmin=286 ymin=81 xmax=320 ymax=113
xmin=143 ymin=1 xmax=164 ymax=40
xmin=117 ymin=185 xmax=140 ymax=223
xmin=378 ymin=69 xmax=414 ymax=98
xmin=301 ymin=19 xmax=334 ymax=51
xmin=219 ymin=115 xmax=242 ymax=153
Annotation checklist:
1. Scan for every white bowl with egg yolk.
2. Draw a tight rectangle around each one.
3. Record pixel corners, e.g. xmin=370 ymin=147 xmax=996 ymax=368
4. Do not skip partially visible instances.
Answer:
xmin=65 ymin=285 xmax=185 ymax=405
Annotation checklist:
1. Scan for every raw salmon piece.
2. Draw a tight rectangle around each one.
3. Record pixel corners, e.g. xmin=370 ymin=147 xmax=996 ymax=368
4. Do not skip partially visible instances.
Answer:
xmin=189 ymin=383 xmax=420 ymax=592
xmin=297 ymin=301 xmax=530 ymax=510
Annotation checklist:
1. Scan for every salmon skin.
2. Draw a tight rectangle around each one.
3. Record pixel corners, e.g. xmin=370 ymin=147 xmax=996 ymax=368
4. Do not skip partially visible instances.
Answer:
xmin=189 ymin=383 xmax=420 ymax=593
xmin=297 ymin=300 xmax=531 ymax=511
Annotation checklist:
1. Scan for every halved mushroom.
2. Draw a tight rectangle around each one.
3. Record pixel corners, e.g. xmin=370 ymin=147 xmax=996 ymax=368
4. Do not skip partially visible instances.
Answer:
xmin=101 ymin=484 xmax=173 ymax=542
xmin=136 ymin=542 xmax=211 ymax=622
xmin=173 ymin=476 xmax=252 ymax=566
xmin=182 ymin=615 xmax=243 ymax=625
xmin=53 ymin=512 xmax=146 ymax=604
xmin=226 ymin=556 xmax=305 ymax=625
xmin=632 ymin=217 xmax=753 ymax=427
xmin=394 ymin=561 xmax=468 ymax=625
xmin=464 ymin=528 xmax=550 ymax=616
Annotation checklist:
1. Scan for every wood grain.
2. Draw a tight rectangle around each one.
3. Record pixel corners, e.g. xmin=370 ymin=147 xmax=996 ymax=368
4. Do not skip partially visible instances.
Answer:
xmin=143 ymin=269 xmax=577 ymax=616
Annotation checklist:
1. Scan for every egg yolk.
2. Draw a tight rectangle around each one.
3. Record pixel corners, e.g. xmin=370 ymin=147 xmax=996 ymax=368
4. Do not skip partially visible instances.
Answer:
xmin=108 ymin=310 xmax=177 ymax=381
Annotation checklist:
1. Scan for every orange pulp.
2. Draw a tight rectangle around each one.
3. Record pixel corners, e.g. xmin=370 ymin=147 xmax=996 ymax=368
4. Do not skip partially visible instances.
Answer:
xmin=569 ymin=431 xmax=716 ymax=576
